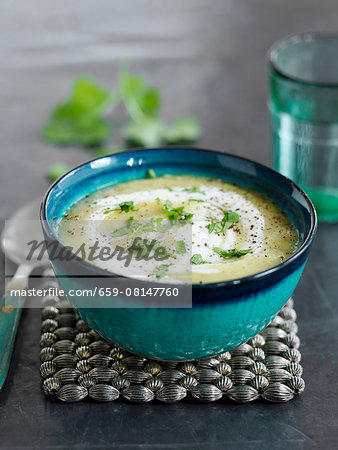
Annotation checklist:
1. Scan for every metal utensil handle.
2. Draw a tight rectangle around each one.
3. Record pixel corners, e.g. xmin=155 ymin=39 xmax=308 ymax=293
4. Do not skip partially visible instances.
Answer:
xmin=0 ymin=264 xmax=31 ymax=391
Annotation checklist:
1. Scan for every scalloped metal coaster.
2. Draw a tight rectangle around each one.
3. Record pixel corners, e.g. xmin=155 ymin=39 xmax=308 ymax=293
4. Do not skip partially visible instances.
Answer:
xmin=39 ymin=272 xmax=304 ymax=404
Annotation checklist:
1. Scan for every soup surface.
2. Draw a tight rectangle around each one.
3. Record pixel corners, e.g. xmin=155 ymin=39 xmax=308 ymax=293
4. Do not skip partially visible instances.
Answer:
xmin=58 ymin=175 xmax=298 ymax=284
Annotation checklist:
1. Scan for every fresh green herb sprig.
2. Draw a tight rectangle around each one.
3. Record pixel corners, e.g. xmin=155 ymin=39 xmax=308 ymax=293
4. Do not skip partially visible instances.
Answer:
xmin=163 ymin=118 xmax=201 ymax=145
xmin=190 ymin=254 xmax=211 ymax=265
xmin=206 ymin=211 xmax=239 ymax=234
xmin=43 ymin=67 xmax=201 ymax=151
xmin=120 ymin=69 xmax=200 ymax=147
xmin=123 ymin=116 xmax=200 ymax=147
xmin=213 ymin=247 xmax=252 ymax=259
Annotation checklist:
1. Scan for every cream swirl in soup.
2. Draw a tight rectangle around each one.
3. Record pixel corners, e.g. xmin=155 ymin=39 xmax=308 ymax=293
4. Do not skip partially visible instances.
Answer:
xmin=58 ymin=175 xmax=298 ymax=284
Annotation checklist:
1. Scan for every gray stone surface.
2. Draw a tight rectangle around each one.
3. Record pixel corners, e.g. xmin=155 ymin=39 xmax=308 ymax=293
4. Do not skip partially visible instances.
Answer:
xmin=1 ymin=1 xmax=338 ymax=448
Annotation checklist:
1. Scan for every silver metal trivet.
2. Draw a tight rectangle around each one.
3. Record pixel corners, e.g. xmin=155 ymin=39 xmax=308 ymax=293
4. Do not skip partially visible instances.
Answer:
xmin=40 ymin=271 xmax=304 ymax=403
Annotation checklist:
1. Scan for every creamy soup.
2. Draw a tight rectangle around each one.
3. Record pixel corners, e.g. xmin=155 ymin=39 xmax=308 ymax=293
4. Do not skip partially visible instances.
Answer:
xmin=58 ymin=175 xmax=298 ymax=284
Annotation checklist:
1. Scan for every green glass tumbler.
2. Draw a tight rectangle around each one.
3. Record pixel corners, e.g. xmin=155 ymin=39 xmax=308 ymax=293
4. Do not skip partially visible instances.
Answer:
xmin=268 ymin=33 xmax=338 ymax=223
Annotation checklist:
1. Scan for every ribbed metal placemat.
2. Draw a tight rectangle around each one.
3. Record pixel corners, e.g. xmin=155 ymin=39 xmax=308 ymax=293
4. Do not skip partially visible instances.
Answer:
xmin=39 ymin=272 xmax=304 ymax=404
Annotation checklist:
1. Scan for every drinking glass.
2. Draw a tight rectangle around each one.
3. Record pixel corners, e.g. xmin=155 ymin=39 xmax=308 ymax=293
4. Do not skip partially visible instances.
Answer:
xmin=268 ymin=33 xmax=338 ymax=223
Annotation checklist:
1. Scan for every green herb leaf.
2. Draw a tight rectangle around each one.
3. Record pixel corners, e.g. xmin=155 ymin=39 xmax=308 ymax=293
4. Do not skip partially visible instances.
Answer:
xmin=163 ymin=117 xmax=201 ymax=144
xmin=212 ymin=247 xmax=252 ymax=259
xmin=111 ymin=216 xmax=138 ymax=237
xmin=123 ymin=117 xmax=165 ymax=147
xmin=116 ymin=201 xmax=137 ymax=213
xmin=189 ymin=199 xmax=205 ymax=203
xmin=161 ymin=201 xmax=193 ymax=224
xmin=206 ymin=210 xmax=239 ymax=234
xmin=120 ymin=73 xmax=162 ymax=119
xmin=183 ymin=187 xmax=205 ymax=195
xmin=93 ymin=146 xmax=125 ymax=158
xmin=163 ymin=200 xmax=172 ymax=210
xmin=43 ymin=110 xmax=111 ymax=147
xmin=227 ymin=211 xmax=240 ymax=223
xmin=175 ymin=240 xmax=186 ymax=255
xmin=104 ymin=201 xmax=137 ymax=214
xmin=43 ymin=67 xmax=201 ymax=150
xmin=155 ymin=264 xmax=171 ymax=279
xmin=138 ymin=217 xmax=166 ymax=233
xmin=146 ymin=168 xmax=157 ymax=179
xmin=42 ymin=77 xmax=116 ymax=147
xmin=190 ymin=254 xmax=211 ymax=265
xmin=111 ymin=216 xmax=168 ymax=237
xmin=71 ymin=76 xmax=114 ymax=114
xmin=110 ymin=226 xmax=131 ymax=238
xmin=119 ymin=69 xmax=166 ymax=147
xmin=47 ymin=163 xmax=70 ymax=182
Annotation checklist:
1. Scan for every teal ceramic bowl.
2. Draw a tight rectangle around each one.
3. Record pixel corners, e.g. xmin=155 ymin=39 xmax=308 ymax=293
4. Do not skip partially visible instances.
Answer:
xmin=41 ymin=148 xmax=317 ymax=361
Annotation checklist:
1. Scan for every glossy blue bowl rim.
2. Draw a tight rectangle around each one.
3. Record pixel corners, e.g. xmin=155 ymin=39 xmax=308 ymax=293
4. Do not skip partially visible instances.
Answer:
xmin=40 ymin=147 xmax=317 ymax=291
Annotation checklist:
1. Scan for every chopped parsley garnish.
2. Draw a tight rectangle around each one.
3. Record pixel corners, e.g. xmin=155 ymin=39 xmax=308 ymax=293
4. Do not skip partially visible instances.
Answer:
xmin=104 ymin=201 xmax=137 ymax=214
xmin=206 ymin=210 xmax=239 ymax=234
xmin=167 ymin=187 xmax=174 ymax=192
xmin=146 ymin=169 xmax=157 ymax=179
xmin=161 ymin=201 xmax=193 ymax=225
xmin=116 ymin=201 xmax=137 ymax=213
xmin=163 ymin=200 xmax=172 ymax=210
xmin=127 ymin=239 xmax=173 ymax=259
xmin=213 ymin=247 xmax=252 ymax=259
xmin=110 ymin=216 xmax=139 ymax=237
xmin=155 ymin=264 xmax=171 ymax=279
xmin=138 ymin=217 xmax=167 ymax=233
xmin=189 ymin=199 xmax=204 ymax=203
xmin=190 ymin=254 xmax=211 ymax=265
xmin=183 ymin=187 xmax=205 ymax=195
xmin=175 ymin=240 xmax=186 ymax=255
xmin=111 ymin=217 xmax=167 ymax=237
